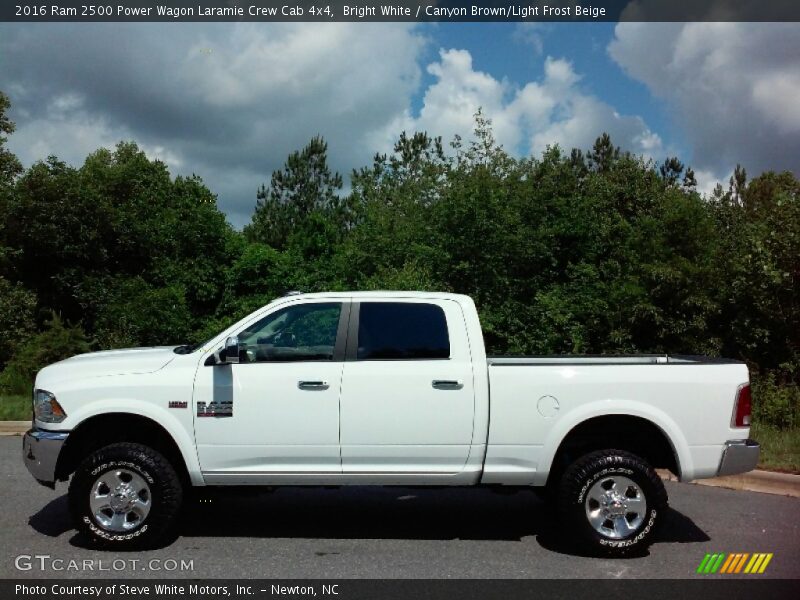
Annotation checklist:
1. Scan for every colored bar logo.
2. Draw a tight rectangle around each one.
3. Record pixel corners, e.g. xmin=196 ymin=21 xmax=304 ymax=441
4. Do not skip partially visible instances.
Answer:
xmin=696 ymin=553 xmax=773 ymax=574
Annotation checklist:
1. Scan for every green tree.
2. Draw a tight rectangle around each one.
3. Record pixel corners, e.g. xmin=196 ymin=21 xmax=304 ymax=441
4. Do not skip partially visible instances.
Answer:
xmin=711 ymin=170 xmax=800 ymax=375
xmin=245 ymin=136 xmax=345 ymax=251
xmin=91 ymin=277 xmax=192 ymax=348
xmin=659 ymin=156 xmax=685 ymax=186
xmin=587 ymin=132 xmax=620 ymax=173
xmin=3 ymin=142 xmax=236 ymax=347
xmin=343 ymin=130 xmax=449 ymax=290
xmin=0 ymin=92 xmax=32 ymax=367
xmin=0 ymin=313 xmax=90 ymax=395
xmin=0 ymin=91 xmax=22 ymax=187
xmin=0 ymin=277 xmax=37 ymax=367
xmin=217 ymin=243 xmax=291 ymax=319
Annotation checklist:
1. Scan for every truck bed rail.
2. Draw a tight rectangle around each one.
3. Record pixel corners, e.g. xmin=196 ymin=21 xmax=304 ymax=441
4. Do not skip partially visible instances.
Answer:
xmin=487 ymin=354 xmax=743 ymax=366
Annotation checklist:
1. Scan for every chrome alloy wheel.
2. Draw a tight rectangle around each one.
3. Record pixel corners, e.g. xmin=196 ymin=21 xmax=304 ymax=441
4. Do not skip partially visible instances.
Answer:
xmin=88 ymin=468 xmax=151 ymax=532
xmin=584 ymin=475 xmax=647 ymax=539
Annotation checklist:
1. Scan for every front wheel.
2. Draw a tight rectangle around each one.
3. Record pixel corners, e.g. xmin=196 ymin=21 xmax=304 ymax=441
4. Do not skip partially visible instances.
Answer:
xmin=557 ymin=449 xmax=667 ymax=556
xmin=68 ymin=442 xmax=183 ymax=549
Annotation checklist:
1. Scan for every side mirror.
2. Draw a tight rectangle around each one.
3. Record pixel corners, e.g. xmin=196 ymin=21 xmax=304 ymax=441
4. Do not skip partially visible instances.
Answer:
xmin=224 ymin=336 xmax=240 ymax=364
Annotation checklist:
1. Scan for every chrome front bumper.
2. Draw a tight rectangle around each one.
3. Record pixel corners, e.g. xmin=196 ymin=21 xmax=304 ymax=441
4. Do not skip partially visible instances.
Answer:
xmin=717 ymin=439 xmax=760 ymax=477
xmin=22 ymin=428 xmax=69 ymax=488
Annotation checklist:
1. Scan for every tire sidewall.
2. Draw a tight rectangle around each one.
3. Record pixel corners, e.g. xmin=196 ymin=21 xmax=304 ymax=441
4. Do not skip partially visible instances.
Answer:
xmin=560 ymin=452 xmax=666 ymax=555
xmin=69 ymin=444 xmax=180 ymax=548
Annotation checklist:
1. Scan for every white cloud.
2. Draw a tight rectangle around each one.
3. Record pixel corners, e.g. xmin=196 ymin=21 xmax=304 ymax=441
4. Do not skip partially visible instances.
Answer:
xmin=9 ymin=112 xmax=126 ymax=167
xmin=373 ymin=49 xmax=663 ymax=161
xmin=609 ymin=22 xmax=800 ymax=182
xmin=513 ymin=23 xmax=547 ymax=56
xmin=1 ymin=23 xmax=426 ymax=227
xmin=2 ymin=23 xmax=669 ymax=227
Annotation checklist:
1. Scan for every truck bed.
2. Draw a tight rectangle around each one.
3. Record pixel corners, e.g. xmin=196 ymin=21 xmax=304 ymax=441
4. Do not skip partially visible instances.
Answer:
xmin=483 ymin=355 xmax=749 ymax=485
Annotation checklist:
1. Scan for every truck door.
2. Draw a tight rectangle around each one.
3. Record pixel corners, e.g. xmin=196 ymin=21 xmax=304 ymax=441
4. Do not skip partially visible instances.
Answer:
xmin=193 ymin=300 xmax=349 ymax=483
xmin=339 ymin=299 xmax=476 ymax=478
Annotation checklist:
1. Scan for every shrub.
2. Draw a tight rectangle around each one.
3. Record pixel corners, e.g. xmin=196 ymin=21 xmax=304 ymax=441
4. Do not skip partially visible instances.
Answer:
xmin=751 ymin=372 xmax=800 ymax=430
xmin=0 ymin=277 xmax=37 ymax=368
xmin=0 ymin=313 xmax=90 ymax=395
xmin=93 ymin=278 xmax=191 ymax=348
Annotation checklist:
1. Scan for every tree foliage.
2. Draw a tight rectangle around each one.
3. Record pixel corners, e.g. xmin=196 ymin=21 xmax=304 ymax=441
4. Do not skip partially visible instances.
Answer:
xmin=0 ymin=92 xmax=798 ymax=426
xmin=0 ymin=135 xmax=237 ymax=353
xmin=0 ymin=313 xmax=90 ymax=395
xmin=0 ymin=91 xmax=22 ymax=187
xmin=245 ymin=136 xmax=347 ymax=251
xmin=710 ymin=168 xmax=800 ymax=375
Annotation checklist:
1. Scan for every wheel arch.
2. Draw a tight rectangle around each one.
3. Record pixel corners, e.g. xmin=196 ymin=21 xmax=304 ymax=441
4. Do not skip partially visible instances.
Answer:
xmin=56 ymin=412 xmax=198 ymax=486
xmin=543 ymin=412 xmax=683 ymax=488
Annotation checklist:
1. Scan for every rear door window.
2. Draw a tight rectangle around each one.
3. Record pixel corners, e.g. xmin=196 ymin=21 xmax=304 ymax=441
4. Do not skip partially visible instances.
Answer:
xmin=357 ymin=302 xmax=450 ymax=360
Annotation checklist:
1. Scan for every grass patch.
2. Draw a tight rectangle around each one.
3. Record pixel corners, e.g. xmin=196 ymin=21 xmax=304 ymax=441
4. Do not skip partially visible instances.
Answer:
xmin=750 ymin=423 xmax=800 ymax=474
xmin=0 ymin=395 xmax=30 ymax=421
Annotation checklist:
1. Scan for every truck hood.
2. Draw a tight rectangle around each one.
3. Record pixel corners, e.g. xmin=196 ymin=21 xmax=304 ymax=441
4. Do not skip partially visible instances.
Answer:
xmin=36 ymin=347 xmax=178 ymax=387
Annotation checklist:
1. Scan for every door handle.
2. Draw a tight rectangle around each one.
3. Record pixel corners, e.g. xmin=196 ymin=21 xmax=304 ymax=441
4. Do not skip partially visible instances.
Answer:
xmin=298 ymin=380 xmax=329 ymax=390
xmin=432 ymin=379 xmax=464 ymax=390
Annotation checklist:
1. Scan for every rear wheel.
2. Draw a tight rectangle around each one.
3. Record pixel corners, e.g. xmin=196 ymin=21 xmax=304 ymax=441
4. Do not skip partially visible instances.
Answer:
xmin=557 ymin=449 xmax=667 ymax=556
xmin=68 ymin=442 xmax=183 ymax=549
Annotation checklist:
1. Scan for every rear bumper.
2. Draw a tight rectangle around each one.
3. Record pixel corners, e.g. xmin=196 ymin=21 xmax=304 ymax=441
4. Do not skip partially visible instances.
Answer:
xmin=22 ymin=428 xmax=69 ymax=488
xmin=717 ymin=439 xmax=760 ymax=477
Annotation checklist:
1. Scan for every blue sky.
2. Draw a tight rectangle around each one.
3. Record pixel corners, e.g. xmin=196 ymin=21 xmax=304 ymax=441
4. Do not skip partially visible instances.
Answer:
xmin=0 ymin=22 xmax=797 ymax=226
xmin=426 ymin=22 xmax=679 ymax=154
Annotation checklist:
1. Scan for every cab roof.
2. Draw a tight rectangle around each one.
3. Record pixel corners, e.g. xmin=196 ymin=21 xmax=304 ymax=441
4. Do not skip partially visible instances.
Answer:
xmin=275 ymin=290 xmax=472 ymax=302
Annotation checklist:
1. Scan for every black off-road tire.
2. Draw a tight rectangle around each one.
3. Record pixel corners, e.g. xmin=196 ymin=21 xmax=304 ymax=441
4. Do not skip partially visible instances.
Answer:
xmin=68 ymin=442 xmax=183 ymax=549
xmin=557 ymin=449 xmax=667 ymax=556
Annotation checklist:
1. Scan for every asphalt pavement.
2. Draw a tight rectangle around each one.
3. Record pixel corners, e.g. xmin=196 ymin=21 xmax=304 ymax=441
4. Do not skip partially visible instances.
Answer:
xmin=2 ymin=437 xmax=799 ymax=579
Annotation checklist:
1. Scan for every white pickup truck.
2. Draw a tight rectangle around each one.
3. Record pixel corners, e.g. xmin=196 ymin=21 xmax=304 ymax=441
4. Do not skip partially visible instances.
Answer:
xmin=23 ymin=291 xmax=759 ymax=554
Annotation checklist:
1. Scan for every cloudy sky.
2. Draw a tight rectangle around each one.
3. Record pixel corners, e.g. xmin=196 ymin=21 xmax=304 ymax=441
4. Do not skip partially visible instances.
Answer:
xmin=0 ymin=21 xmax=798 ymax=227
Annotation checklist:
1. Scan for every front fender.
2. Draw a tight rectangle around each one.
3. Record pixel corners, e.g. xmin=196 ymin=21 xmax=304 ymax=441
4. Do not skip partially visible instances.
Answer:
xmin=65 ymin=399 xmax=203 ymax=486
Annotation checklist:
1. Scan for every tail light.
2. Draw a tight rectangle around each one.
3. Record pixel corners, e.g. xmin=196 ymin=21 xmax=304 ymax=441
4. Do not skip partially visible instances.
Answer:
xmin=732 ymin=383 xmax=752 ymax=428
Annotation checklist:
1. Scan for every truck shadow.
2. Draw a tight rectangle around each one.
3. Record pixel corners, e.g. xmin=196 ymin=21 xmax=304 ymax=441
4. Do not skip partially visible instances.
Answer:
xmin=29 ymin=486 xmax=709 ymax=556
xmin=536 ymin=505 xmax=711 ymax=557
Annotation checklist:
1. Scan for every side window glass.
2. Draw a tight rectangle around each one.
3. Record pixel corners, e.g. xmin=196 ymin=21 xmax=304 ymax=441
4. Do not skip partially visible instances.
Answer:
xmin=238 ymin=303 xmax=342 ymax=362
xmin=357 ymin=303 xmax=450 ymax=360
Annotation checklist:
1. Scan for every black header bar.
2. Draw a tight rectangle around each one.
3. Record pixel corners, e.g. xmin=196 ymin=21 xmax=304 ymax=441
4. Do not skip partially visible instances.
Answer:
xmin=3 ymin=579 xmax=800 ymax=600
xmin=3 ymin=1 xmax=800 ymax=22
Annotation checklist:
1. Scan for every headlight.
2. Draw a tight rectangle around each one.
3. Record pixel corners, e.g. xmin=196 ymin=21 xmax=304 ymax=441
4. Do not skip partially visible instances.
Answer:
xmin=33 ymin=389 xmax=67 ymax=423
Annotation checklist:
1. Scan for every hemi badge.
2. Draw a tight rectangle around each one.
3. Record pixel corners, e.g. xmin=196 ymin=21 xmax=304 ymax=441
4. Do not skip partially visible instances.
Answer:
xmin=168 ymin=401 xmax=188 ymax=409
